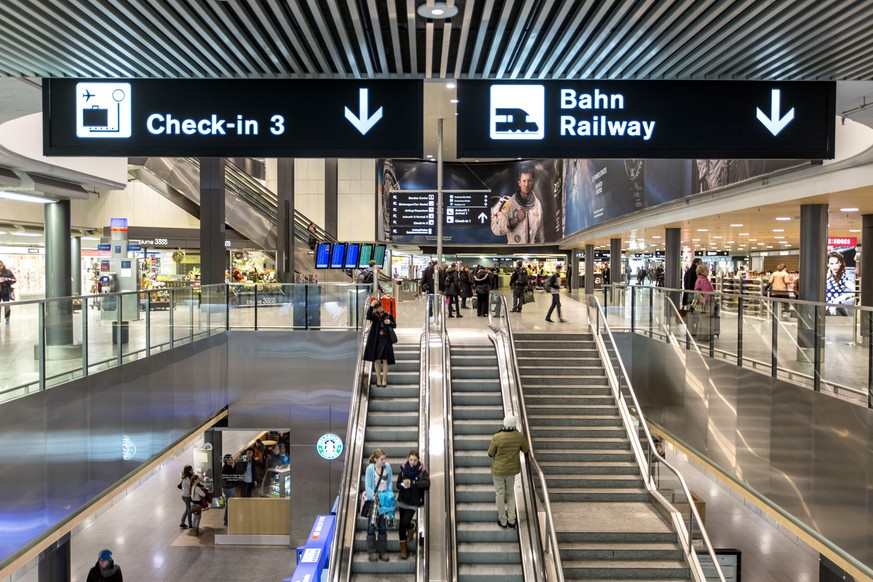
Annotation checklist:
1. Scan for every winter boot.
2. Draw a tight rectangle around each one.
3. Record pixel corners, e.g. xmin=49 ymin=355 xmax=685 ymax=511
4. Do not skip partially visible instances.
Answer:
xmin=399 ymin=540 xmax=409 ymax=560
xmin=366 ymin=533 xmax=377 ymax=561
xmin=378 ymin=534 xmax=389 ymax=561
xmin=406 ymin=528 xmax=415 ymax=542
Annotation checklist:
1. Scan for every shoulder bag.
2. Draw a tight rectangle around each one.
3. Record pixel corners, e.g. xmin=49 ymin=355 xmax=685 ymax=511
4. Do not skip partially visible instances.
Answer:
xmin=387 ymin=327 xmax=398 ymax=344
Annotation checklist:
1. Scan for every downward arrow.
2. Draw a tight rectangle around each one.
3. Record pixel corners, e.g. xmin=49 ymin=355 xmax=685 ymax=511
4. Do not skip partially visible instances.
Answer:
xmin=756 ymin=89 xmax=795 ymax=136
xmin=344 ymin=88 xmax=383 ymax=135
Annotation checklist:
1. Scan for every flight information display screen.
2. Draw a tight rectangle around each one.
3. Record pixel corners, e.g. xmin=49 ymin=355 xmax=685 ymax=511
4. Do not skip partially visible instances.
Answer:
xmin=315 ymin=243 xmax=331 ymax=269
xmin=344 ymin=243 xmax=360 ymax=270
xmin=358 ymin=244 xmax=374 ymax=268
xmin=330 ymin=243 xmax=346 ymax=269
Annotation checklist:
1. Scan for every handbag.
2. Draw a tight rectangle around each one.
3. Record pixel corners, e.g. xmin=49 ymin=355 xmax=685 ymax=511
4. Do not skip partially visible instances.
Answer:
xmin=177 ymin=480 xmax=183 ymax=490
xmin=377 ymin=490 xmax=396 ymax=515
xmin=387 ymin=327 xmax=398 ymax=344
xmin=523 ymin=289 xmax=535 ymax=304
xmin=360 ymin=498 xmax=373 ymax=518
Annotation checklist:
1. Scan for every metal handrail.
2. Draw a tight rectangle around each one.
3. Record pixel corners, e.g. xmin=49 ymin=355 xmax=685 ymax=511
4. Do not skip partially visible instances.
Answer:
xmin=587 ymin=295 xmax=726 ymax=582
xmin=416 ymin=297 xmax=432 ymax=582
xmin=327 ymin=299 xmax=372 ymax=582
xmin=490 ymin=293 xmax=565 ymax=582
xmin=437 ymin=294 xmax=459 ymax=582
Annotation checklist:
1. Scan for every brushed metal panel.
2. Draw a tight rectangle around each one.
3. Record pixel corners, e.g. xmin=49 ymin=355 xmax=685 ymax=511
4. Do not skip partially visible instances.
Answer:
xmin=810 ymin=394 xmax=868 ymax=561
xmin=866 ymin=416 xmax=873 ymax=568
xmin=87 ymin=371 xmax=125 ymax=499
xmin=0 ymin=391 xmax=48 ymax=562
xmin=679 ymin=350 xmax=711 ymax=455
xmin=703 ymin=360 xmax=739 ymax=473
xmin=768 ymin=385 xmax=816 ymax=520
xmin=45 ymin=384 xmax=89 ymax=524
xmin=734 ymin=370 xmax=772 ymax=493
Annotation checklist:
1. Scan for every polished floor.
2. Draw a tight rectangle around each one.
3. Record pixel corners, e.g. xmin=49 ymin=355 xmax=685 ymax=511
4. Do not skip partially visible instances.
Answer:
xmin=12 ymin=290 xmax=821 ymax=582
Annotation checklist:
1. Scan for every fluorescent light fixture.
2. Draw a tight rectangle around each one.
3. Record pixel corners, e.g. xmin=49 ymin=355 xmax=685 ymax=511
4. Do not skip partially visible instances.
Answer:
xmin=692 ymin=238 xmax=700 ymax=242
xmin=445 ymin=82 xmax=456 ymax=89
xmin=775 ymin=216 xmax=791 ymax=221
xmin=840 ymin=207 xmax=859 ymax=212
xmin=726 ymin=241 xmax=735 ymax=244
xmin=0 ymin=191 xmax=51 ymax=204
xmin=11 ymin=231 xmax=41 ymax=237
xmin=417 ymin=1 xmax=458 ymax=18
xmin=712 ymin=236 xmax=722 ymax=239
xmin=697 ymin=228 xmax=708 ymax=232
xmin=651 ymin=235 xmax=661 ymax=239
xmin=739 ymin=232 xmax=749 ymax=236
xmin=850 ymin=229 xmax=861 ymax=233
xmin=766 ymin=245 xmax=774 ymax=248
xmin=774 ymin=236 xmax=785 ymax=239
xmin=730 ymin=223 xmax=743 ymax=227
xmin=749 ymin=239 xmax=757 ymax=242
xmin=82 ymin=236 xmax=100 ymax=240
xmin=450 ymin=98 xmax=459 ymax=104
xmin=772 ymin=229 xmax=784 ymax=232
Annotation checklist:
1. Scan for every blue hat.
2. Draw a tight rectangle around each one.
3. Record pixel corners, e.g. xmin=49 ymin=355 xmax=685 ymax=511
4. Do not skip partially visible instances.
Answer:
xmin=98 ymin=549 xmax=112 ymax=561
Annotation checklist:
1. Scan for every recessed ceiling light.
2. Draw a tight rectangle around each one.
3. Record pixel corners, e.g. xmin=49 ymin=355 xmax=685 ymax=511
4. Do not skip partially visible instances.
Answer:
xmin=850 ymin=229 xmax=861 ymax=233
xmin=739 ymin=232 xmax=749 ymax=236
xmin=712 ymin=236 xmax=722 ymax=239
xmin=417 ymin=1 xmax=459 ymax=18
xmin=726 ymin=241 xmax=735 ymax=244
xmin=697 ymin=229 xmax=708 ymax=232
xmin=692 ymin=238 xmax=700 ymax=242
xmin=840 ymin=208 xmax=859 ymax=212
xmin=450 ymin=98 xmax=459 ymax=104
xmin=426 ymin=154 xmax=433 ymax=158
xmin=774 ymin=236 xmax=785 ymax=239
xmin=730 ymin=223 xmax=743 ymax=227
xmin=445 ymin=82 xmax=456 ymax=89
xmin=775 ymin=217 xmax=791 ymax=221
xmin=749 ymin=239 xmax=757 ymax=242
xmin=772 ymin=229 xmax=784 ymax=232
xmin=652 ymin=235 xmax=661 ymax=239
xmin=766 ymin=245 xmax=774 ymax=248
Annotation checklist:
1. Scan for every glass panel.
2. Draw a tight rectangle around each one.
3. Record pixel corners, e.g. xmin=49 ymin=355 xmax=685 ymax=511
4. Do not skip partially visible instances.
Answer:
xmin=739 ymin=295 xmax=774 ymax=375
xmin=200 ymin=284 xmax=227 ymax=336
xmin=228 ymin=285 xmax=256 ymax=329
xmin=173 ymin=287 xmax=195 ymax=345
xmin=0 ymin=300 xmax=42 ymax=402
xmin=821 ymin=303 xmax=867 ymax=405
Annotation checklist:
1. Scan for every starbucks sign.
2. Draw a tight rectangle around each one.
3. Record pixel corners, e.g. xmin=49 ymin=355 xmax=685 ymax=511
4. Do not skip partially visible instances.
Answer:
xmin=316 ymin=434 xmax=344 ymax=460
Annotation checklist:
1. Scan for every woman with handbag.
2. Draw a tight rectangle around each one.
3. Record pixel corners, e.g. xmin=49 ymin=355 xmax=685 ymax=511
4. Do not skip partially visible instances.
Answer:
xmin=396 ymin=450 xmax=429 ymax=560
xmin=363 ymin=300 xmax=396 ymax=388
xmin=364 ymin=448 xmax=395 ymax=562
xmin=189 ymin=475 xmax=207 ymax=536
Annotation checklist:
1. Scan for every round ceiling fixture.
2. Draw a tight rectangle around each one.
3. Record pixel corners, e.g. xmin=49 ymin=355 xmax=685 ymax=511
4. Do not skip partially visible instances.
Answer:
xmin=417 ymin=2 xmax=459 ymax=19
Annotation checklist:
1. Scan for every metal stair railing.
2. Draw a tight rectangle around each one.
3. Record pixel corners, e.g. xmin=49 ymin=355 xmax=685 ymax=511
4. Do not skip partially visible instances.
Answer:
xmin=488 ymin=292 xmax=564 ymax=582
xmin=586 ymin=295 xmax=726 ymax=582
xmin=327 ymin=299 xmax=373 ymax=582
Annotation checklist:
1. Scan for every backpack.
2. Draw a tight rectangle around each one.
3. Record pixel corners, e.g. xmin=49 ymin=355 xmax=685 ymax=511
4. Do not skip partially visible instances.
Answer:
xmin=544 ymin=274 xmax=559 ymax=292
xmin=357 ymin=269 xmax=374 ymax=284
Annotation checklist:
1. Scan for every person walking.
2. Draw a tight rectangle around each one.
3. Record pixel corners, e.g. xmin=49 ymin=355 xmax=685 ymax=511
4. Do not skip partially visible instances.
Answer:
xmin=544 ymin=266 xmax=567 ymax=323
xmin=189 ymin=474 xmax=207 ymax=536
xmin=473 ymin=266 xmax=491 ymax=317
xmin=769 ymin=263 xmax=790 ymax=319
xmin=396 ymin=450 xmax=430 ymax=560
xmin=179 ymin=465 xmax=194 ymax=529
xmin=487 ymin=415 xmax=530 ymax=529
xmin=364 ymin=448 xmax=394 ymax=562
xmin=445 ymin=263 xmax=462 ymax=318
xmin=682 ymin=258 xmax=703 ymax=308
xmin=86 ymin=549 xmax=123 ymax=582
xmin=363 ymin=299 xmax=396 ymax=387
xmin=239 ymin=448 xmax=256 ymax=497
xmin=509 ymin=260 xmax=528 ymax=313
xmin=0 ymin=260 xmax=16 ymax=324
xmin=459 ymin=265 xmax=473 ymax=309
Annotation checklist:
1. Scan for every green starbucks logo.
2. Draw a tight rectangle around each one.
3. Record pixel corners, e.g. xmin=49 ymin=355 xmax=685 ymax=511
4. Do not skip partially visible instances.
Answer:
xmin=316 ymin=434 xmax=343 ymax=460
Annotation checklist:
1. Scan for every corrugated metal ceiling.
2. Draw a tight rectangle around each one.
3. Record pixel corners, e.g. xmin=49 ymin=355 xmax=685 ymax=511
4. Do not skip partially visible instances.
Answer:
xmin=0 ymin=0 xmax=872 ymax=80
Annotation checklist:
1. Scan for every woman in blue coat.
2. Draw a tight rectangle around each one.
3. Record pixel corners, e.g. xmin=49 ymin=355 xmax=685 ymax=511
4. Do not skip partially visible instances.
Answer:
xmin=363 ymin=299 xmax=396 ymax=387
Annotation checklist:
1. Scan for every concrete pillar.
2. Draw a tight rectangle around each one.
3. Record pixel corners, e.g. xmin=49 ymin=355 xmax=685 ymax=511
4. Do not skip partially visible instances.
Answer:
xmin=861 ymin=214 xmax=873 ymax=311
xmin=797 ymin=203 xmax=828 ymax=362
xmin=199 ymin=158 xmax=226 ymax=286
xmin=71 ymin=235 xmax=81 ymax=296
xmin=44 ymin=201 xmax=74 ymax=348
xmin=610 ymin=238 xmax=622 ymax=285
xmin=276 ymin=159 xmax=295 ymax=282
xmin=570 ymin=250 xmax=580 ymax=291
xmin=38 ymin=532 xmax=70 ymax=582
xmin=584 ymin=244 xmax=595 ymax=295
xmin=324 ymin=159 xmax=338 ymax=239
xmin=665 ymin=228 xmax=682 ymax=290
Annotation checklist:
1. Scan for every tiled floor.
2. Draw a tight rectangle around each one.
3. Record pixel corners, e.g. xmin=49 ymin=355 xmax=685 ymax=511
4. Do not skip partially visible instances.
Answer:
xmin=9 ymin=290 xmax=822 ymax=581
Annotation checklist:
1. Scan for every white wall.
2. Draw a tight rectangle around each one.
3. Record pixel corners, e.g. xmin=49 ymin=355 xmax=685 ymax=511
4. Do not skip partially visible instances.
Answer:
xmin=295 ymin=158 xmax=325 ymax=228
xmin=338 ymin=158 xmax=376 ymax=242
xmin=71 ymin=181 xmax=200 ymax=230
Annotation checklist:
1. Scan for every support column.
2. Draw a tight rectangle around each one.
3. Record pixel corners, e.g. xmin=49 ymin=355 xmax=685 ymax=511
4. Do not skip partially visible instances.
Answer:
xmin=610 ymin=238 xmax=622 ymax=285
xmin=199 ymin=158 xmax=226 ymax=285
xmin=276 ymin=159 xmax=295 ymax=282
xmin=437 ymin=119 xmax=444 ymax=262
xmin=71 ymin=235 xmax=81 ymax=296
xmin=797 ymin=203 xmax=828 ymax=362
xmin=570 ymin=249 xmax=580 ymax=291
xmin=38 ymin=533 xmax=70 ymax=582
xmin=324 ymin=159 xmax=338 ymax=239
xmin=665 ymin=228 xmax=681 ymax=290
xmin=584 ymin=244 xmax=595 ymax=295
xmin=43 ymin=201 xmax=79 ymax=358
xmin=864 ymin=215 xmax=873 ymax=406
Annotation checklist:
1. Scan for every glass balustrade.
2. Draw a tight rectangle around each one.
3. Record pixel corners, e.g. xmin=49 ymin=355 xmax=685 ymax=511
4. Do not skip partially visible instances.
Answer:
xmin=602 ymin=284 xmax=872 ymax=408
xmin=0 ymin=283 xmax=367 ymax=406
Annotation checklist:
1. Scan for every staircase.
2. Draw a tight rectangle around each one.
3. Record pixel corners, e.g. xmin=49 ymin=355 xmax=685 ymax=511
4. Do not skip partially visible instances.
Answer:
xmin=516 ymin=332 xmax=690 ymax=581
xmin=350 ymin=340 xmax=421 ymax=581
xmin=450 ymin=341 xmax=524 ymax=582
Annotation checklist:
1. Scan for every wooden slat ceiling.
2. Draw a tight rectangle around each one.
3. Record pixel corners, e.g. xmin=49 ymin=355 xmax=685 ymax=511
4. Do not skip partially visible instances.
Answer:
xmin=0 ymin=0 xmax=872 ymax=80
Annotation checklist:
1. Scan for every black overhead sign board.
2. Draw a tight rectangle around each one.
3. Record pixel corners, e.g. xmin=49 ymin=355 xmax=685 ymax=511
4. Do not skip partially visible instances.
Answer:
xmin=457 ymin=80 xmax=836 ymax=159
xmin=43 ymin=79 xmax=423 ymax=158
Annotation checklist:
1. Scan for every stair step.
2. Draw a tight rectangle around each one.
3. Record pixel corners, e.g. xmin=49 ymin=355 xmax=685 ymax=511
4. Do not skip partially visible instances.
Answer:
xmin=561 ymin=559 xmax=689 ymax=579
xmin=525 ymin=386 xmax=612 ymax=395
xmin=457 ymin=564 xmax=523 ymax=581
xmin=530 ymin=426 xmax=626 ymax=438
xmin=457 ymin=542 xmax=522 ymax=564
xmin=453 ymin=367 xmax=501 ymax=379
xmin=534 ymin=437 xmax=629 ymax=449
xmin=522 ymin=376 xmax=608 ymax=386
xmin=527 ymin=404 xmax=618 ymax=416
xmin=558 ymin=531 xmax=678 ymax=544
xmin=456 ymin=483 xmax=495 ymax=502
xmin=528 ymin=415 xmax=623 ymax=427
xmin=365 ymin=427 xmax=418 ymax=441
xmin=541 ymin=475 xmax=646 ymax=488
xmin=548 ymin=488 xmax=651 ymax=502
xmin=368 ymin=398 xmax=420 ymax=413
xmin=452 ymin=378 xmax=502 ymax=392
xmin=367 ymin=411 xmax=419 ymax=426
xmin=362 ymin=442 xmax=419 ymax=459
xmin=369 ymin=385 xmax=420 ymax=398
xmin=538 ymin=450 xmax=635 ymax=462
xmin=350 ymin=552 xmax=416 ymax=574
xmin=527 ymin=395 xmax=615 ymax=406
xmin=454 ymin=451 xmax=493 ymax=468
xmin=518 ymin=366 xmax=606 ymax=376
xmin=455 ymin=521 xmax=523 ymax=542
xmin=453 ymin=434 xmax=493 ymax=450
xmin=559 ymin=542 xmax=685 ymax=561
xmin=454 ymin=420 xmax=502 ymax=435
xmin=456 ymin=502 xmax=499 ymax=521
xmin=535 ymin=461 xmax=639 ymax=475
xmin=453 ymin=406 xmax=505 ymax=421
xmin=382 ymin=372 xmax=420 ymax=385
xmin=453 ymin=392 xmax=504 ymax=406
xmin=453 ymin=467 xmax=494 ymax=484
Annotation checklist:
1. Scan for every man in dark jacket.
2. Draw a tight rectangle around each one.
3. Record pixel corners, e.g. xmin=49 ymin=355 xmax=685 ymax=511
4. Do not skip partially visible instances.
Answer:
xmin=508 ymin=260 xmax=528 ymax=313
xmin=682 ymin=258 xmax=702 ymax=307
xmin=0 ymin=260 xmax=16 ymax=324
xmin=488 ymin=415 xmax=530 ymax=529
xmin=86 ymin=549 xmax=123 ymax=582
xmin=419 ymin=260 xmax=436 ymax=294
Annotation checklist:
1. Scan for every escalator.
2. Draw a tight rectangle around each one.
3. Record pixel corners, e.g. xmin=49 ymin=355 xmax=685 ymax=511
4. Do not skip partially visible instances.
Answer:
xmin=129 ymin=157 xmax=350 ymax=281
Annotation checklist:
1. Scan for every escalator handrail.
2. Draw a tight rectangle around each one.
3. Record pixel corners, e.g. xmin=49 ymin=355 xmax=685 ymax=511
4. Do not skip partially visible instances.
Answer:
xmin=327 ymin=298 xmax=372 ymax=582
xmin=416 ymin=296 xmax=432 ymax=582
xmin=489 ymin=293 xmax=564 ymax=582
xmin=586 ymin=295 xmax=726 ymax=582
xmin=436 ymin=294 xmax=459 ymax=582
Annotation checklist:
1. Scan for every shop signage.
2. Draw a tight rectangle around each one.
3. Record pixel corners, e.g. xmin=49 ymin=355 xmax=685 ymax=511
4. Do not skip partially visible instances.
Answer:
xmin=27 ymin=247 xmax=40 ymax=254
xmin=827 ymin=236 xmax=856 ymax=247
xmin=695 ymin=250 xmax=730 ymax=257
xmin=43 ymin=79 xmax=423 ymax=158
xmin=316 ymin=433 xmax=343 ymax=460
xmin=457 ymin=80 xmax=835 ymax=159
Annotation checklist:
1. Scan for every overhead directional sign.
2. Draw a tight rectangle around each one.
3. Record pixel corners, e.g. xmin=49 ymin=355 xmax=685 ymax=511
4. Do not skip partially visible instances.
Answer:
xmin=43 ymin=79 xmax=422 ymax=158
xmin=458 ymin=80 xmax=835 ymax=159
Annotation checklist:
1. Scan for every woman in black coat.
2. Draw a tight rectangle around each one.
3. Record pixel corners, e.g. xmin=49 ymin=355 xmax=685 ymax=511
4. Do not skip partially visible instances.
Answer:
xmin=395 ymin=450 xmax=430 ymax=560
xmin=459 ymin=266 xmax=473 ymax=309
xmin=363 ymin=300 xmax=396 ymax=387
xmin=473 ymin=267 xmax=491 ymax=317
